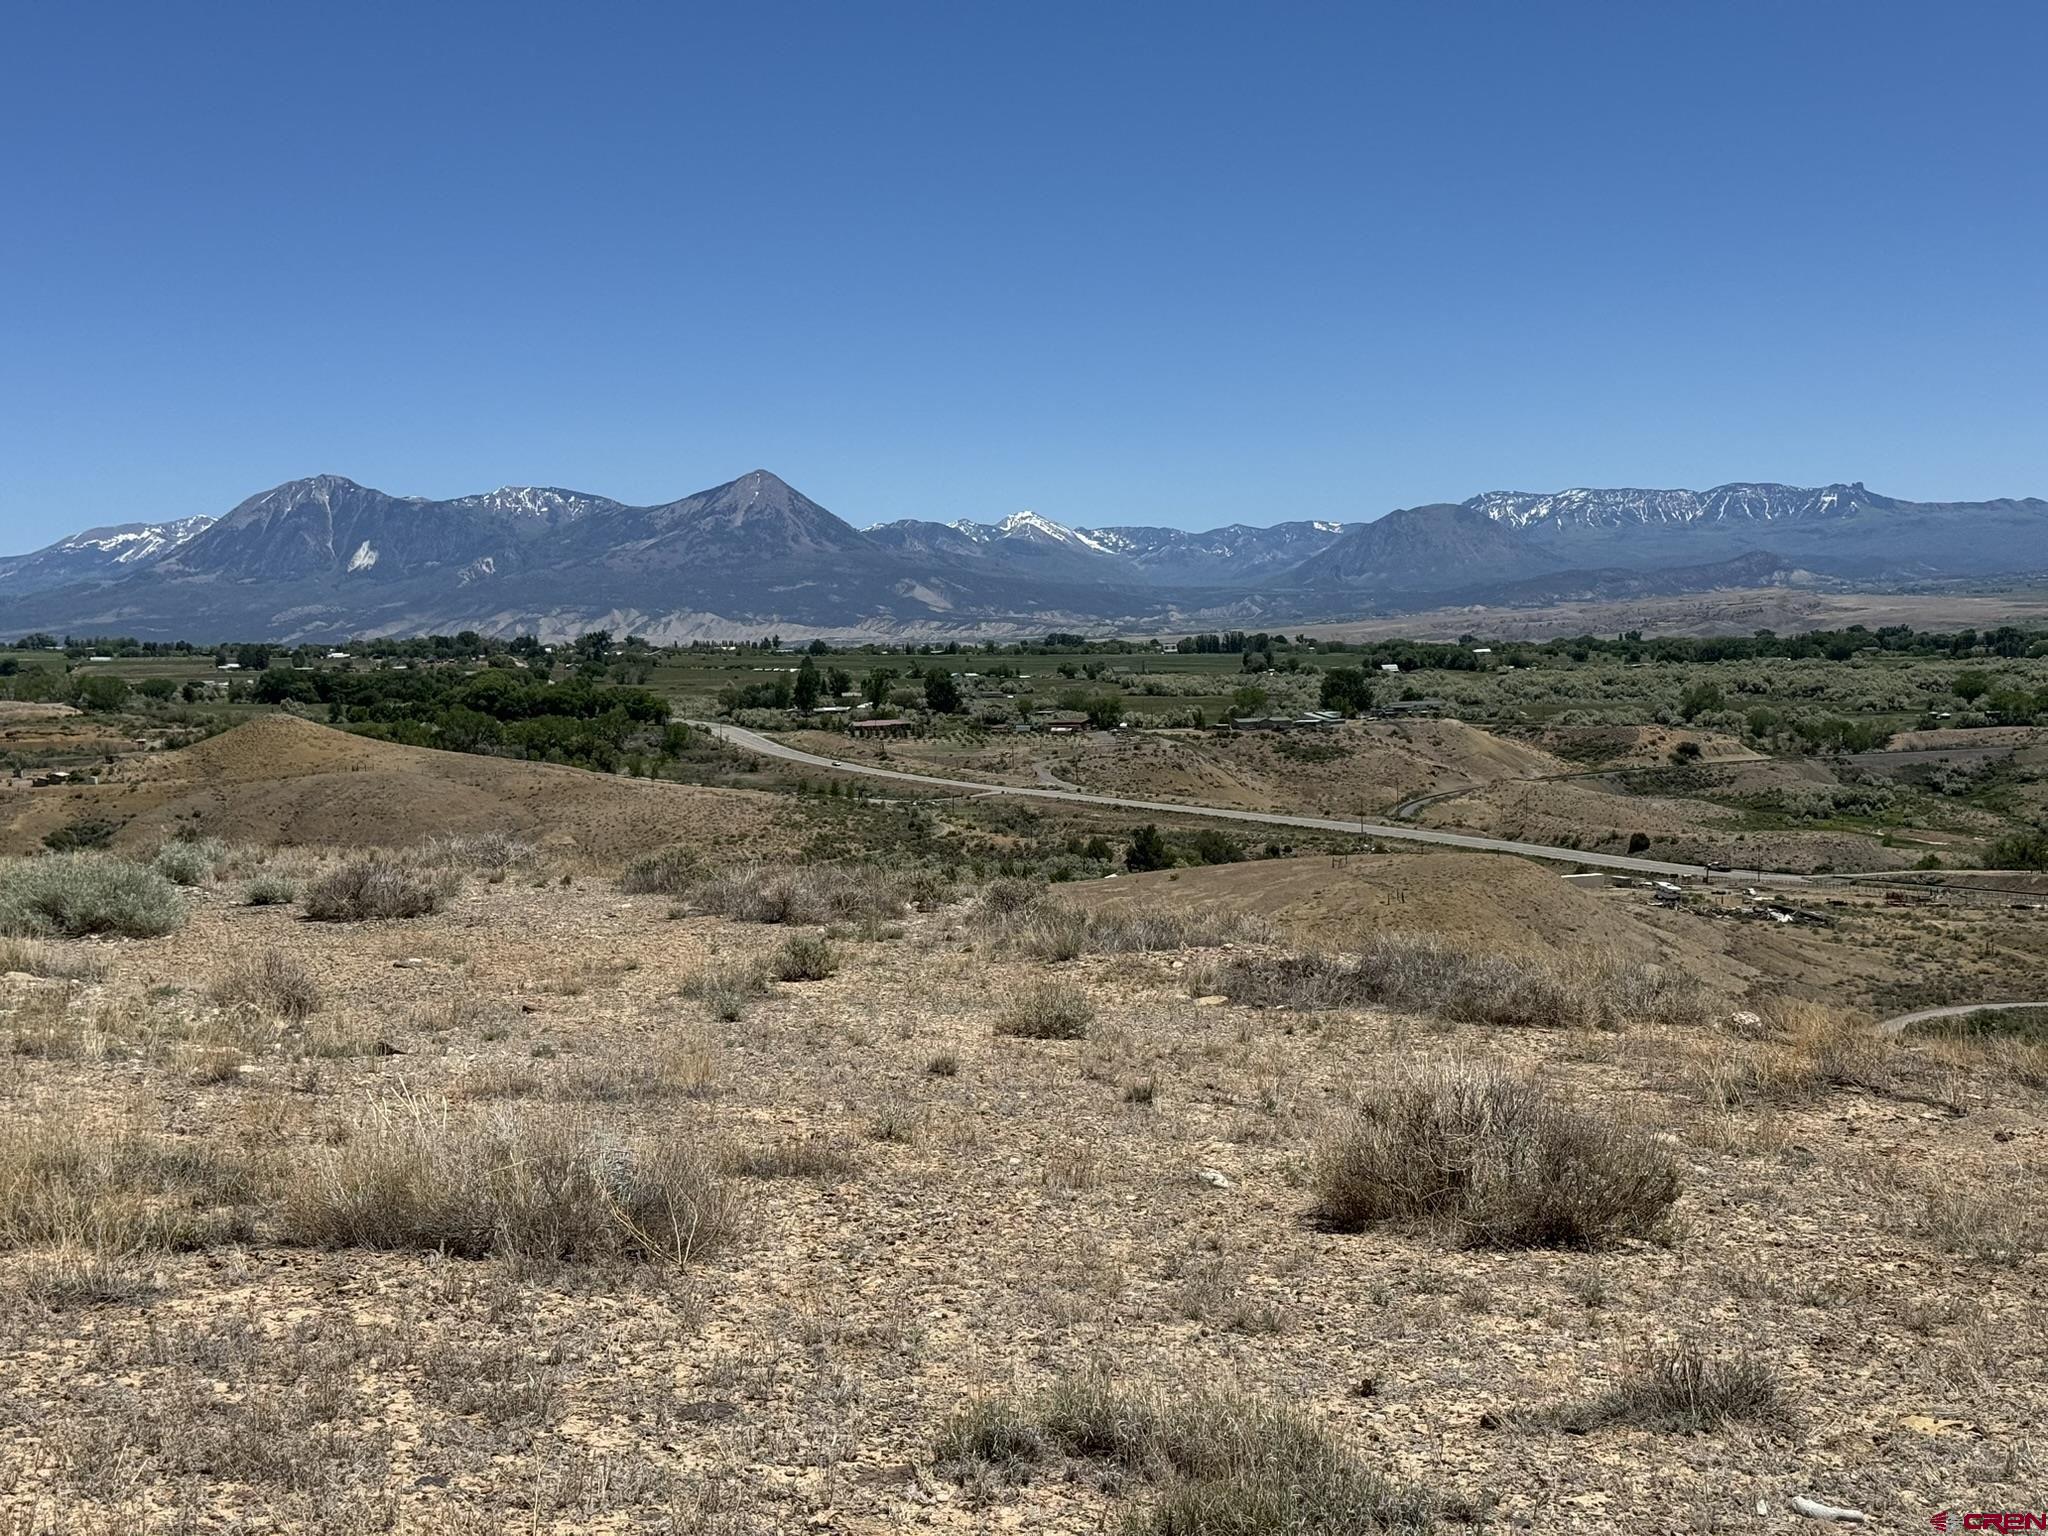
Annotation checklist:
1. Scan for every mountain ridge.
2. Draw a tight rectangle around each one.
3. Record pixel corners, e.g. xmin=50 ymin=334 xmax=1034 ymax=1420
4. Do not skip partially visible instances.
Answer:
xmin=3 ymin=470 xmax=2043 ymax=642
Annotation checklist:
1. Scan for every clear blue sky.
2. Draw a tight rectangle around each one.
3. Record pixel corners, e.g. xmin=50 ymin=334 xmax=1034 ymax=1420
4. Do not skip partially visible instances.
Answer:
xmin=3 ymin=2 xmax=2043 ymax=551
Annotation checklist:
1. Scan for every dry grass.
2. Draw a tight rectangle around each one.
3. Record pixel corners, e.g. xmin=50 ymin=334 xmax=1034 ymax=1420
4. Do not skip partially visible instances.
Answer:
xmin=277 ymin=1096 xmax=736 ymax=1264
xmin=151 ymin=836 xmax=227 ymax=887
xmin=1541 ymin=1339 xmax=1789 ymax=1433
xmin=619 ymin=844 xmax=702 ymax=895
xmin=1682 ymin=999 xmax=1895 ymax=1106
xmin=0 ymin=1116 xmax=257 ymax=1257
xmin=0 ymin=935 xmax=110 ymax=981
xmin=724 ymin=1135 xmax=856 ymax=1181
xmin=684 ymin=861 xmax=947 ymax=925
xmin=242 ymin=872 xmax=299 ymax=906
xmin=207 ymin=948 xmax=322 ymax=1022
xmin=973 ymin=881 xmax=1272 ymax=960
xmin=1313 ymin=1059 xmax=1679 ymax=1248
xmin=1201 ymin=935 xmax=1710 ymax=1032
xmin=679 ymin=960 xmax=771 ymax=1021
xmin=304 ymin=857 xmax=458 ymax=921
xmin=936 ymin=1373 xmax=1439 ymax=1531
xmin=995 ymin=980 xmax=1095 ymax=1040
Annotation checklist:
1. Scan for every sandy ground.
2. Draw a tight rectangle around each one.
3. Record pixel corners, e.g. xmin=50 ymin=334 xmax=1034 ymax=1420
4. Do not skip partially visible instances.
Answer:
xmin=1 ymin=860 xmax=2043 ymax=1533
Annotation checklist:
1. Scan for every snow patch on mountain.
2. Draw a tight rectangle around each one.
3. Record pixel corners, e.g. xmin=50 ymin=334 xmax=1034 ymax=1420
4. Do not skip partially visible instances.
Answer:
xmin=346 ymin=541 xmax=378 ymax=572
xmin=55 ymin=515 xmax=216 ymax=562
xmin=1468 ymin=483 xmax=1867 ymax=529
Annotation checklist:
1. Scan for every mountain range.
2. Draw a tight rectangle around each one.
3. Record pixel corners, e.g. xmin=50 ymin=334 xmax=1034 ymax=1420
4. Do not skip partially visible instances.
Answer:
xmin=2 ymin=470 xmax=2044 ymax=642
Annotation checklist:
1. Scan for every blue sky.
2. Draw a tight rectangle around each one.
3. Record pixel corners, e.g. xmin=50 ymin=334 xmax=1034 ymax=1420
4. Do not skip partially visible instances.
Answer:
xmin=3 ymin=2 xmax=2043 ymax=550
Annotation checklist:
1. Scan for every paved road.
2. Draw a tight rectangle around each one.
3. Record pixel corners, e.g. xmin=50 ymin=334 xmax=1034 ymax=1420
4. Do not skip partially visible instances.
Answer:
xmin=702 ymin=722 xmax=1807 ymax=882
xmin=1874 ymin=1000 xmax=2048 ymax=1038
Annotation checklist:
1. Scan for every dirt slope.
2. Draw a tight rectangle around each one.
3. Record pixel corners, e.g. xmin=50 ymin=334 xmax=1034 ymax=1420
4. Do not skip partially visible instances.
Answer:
xmin=0 ymin=714 xmax=781 ymax=862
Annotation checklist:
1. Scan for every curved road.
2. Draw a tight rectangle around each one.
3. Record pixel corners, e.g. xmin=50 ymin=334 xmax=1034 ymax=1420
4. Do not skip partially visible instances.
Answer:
xmin=1874 ymin=1000 xmax=2048 ymax=1038
xmin=703 ymin=722 xmax=1805 ymax=883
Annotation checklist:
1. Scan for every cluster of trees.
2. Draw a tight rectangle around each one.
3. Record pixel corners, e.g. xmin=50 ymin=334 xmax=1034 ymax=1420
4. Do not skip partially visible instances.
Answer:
xmin=252 ymin=666 xmax=680 ymax=773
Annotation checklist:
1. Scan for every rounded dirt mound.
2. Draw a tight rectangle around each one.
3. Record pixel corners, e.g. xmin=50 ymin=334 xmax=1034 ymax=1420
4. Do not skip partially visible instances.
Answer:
xmin=3 ymin=715 xmax=781 ymax=864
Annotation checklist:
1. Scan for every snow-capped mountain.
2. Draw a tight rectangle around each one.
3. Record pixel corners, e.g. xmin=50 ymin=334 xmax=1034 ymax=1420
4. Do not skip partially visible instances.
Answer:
xmin=1466 ymin=482 xmax=1875 ymax=530
xmin=2 ymin=472 xmax=2042 ymax=641
xmin=0 ymin=515 xmax=215 ymax=596
xmin=948 ymin=509 xmax=1120 ymax=555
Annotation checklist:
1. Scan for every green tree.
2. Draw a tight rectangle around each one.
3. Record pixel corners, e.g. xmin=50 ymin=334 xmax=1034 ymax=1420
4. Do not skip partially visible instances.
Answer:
xmin=793 ymin=657 xmax=822 ymax=714
xmin=1677 ymin=681 xmax=1724 ymax=721
xmin=1318 ymin=666 xmax=1373 ymax=716
xmin=1230 ymin=685 xmax=1268 ymax=718
xmin=862 ymin=668 xmax=897 ymax=710
xmin=1953 ymin=669 xmax=1993 ymax=703
xmin=1125 ymin=824 xmax=1172 ymax=872
xmin=924 ymin=669 xmax=962 ymax=714
xmin=1083 ymin=691 xmax=1123 ymax=731
xmin=825 ymin=666 xmax=853 ymax=700
xmin=68 ymin=674 xmax=129 ymax=712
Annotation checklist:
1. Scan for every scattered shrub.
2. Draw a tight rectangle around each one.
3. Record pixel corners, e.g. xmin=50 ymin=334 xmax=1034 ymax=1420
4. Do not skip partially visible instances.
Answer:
xmin=207 ymin=949 xmax=321 ymax=1023
xmin=278 ymin=1097 xmax=735 ymax=1264
xmin=243 ymin=873 xmax=299 ymax=907
xmin=0 ymin=853 xmax=187 ymax=939
xmin=974 ymin=882 xmax=1270 ymax=958
xmin=151 ymin=837 xmax=226 ymax=887
xmin=620 ymin=845 xmax=702 ymax=895
xmin=41 ymin=819 xmax=116 ymax=853
xmin=927 ymin=1049 xmax=960 ymax=1077
xmin=773 ymin=933 xmax=838 ymax=982
xmin=996 ymin=981 xmax=1095 ymax=1040
xmin=1314 ymin=1060 xmax=1680 ymax=1248
xmin=304 ymin=858 xmax=455 ymax=921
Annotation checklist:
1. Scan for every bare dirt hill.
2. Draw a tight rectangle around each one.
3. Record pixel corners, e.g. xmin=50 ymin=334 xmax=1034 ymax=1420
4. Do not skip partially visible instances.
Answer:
xmin=0 ymin=714 xmax=782 ymax=862
xmin=1066 ymin=850 xmax=1748 ymax=984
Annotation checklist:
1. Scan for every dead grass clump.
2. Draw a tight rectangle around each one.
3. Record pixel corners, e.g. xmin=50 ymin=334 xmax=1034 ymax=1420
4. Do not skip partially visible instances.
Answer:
xmin=1689 ymin=1000 xmax=1891 ymax=1106
xmin=411 ymin=831 xmax=536 ymax=875
xmin=0 ymin=1117 xmax=256 ymax=1256
xmin=974 ymin=881 xmax=1270 ymax=959
xmin=305 ymin=857 xmax=456 ymax=921
xmin=620 ymin=845 xmax=703 ymax=895
xmin=0 ymin=852 xmax=187 ymax=939
xmin=1917 ymin=1179 xmax=2048 ymax=1262
xmin=679 ymin=961 xmax=771 ymax=1021
xmin=685 ymin=862 xmax=928 ymax=925
xmin=207 ymin=948 xmax=321 ymax=1022
xmin=1314 ymin=1060 xmax=1679 ymax=1249
xmin=936 ymin=1375 xmax=1437 ymax=1531
xmin=725 ymin=1136 xmax=856 ymax=1181
xmin=277 ymin=1097 xmax=735 ymax=1264
xmin=1 ymin=1244 xmax=147 ymax=1308
xmin=559 ymin=1034 xmax=718 ymax=1102
xmin=995 ymin=981 xmax=1095 ymax=1040
xmin=772 ymin=933 xmax=838 ymax=982
xmin=449 ymin=1062 xmax=545 ymax=1101
xmin=1544 ymin=1339 xmax=1788 ymax=1433
xmin=1204 ymin=936 xmax=1704 ymax=1032
xmin=0 ymin=936 xmax=109 ymax=981
xmin=243 ymin=872 xmax=299 ymax=906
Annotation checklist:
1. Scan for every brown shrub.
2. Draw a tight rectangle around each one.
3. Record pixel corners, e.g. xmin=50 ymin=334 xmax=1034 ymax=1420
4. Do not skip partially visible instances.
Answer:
xmin=1545 ymin=1339 xmax=1788 ymax=1432
xmin=305 ymin=858 xmax=455 ymax=921
xmin=207 ymin=948 xmax=321 ymax=1022
xmin=1314 ymin=1059 xmax=1679 ymax=1248
xmin=995 ymin=981 xmax=1095 ymax=1040
xmin=277 ymin=1097 xmax=735 ymax=1264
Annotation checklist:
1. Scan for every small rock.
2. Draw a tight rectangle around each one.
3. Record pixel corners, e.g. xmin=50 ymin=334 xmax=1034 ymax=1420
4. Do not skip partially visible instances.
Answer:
xmin=1195 ymin=1168 xmax=1230 ymax=1189
xmin=1192 ymin=995 xmax=1228 ymax=1007
xmin=393 ymin=958 xmax=426 ymax=969
xmin=1993 ymin=1128 xmax=2015 ymax=1143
